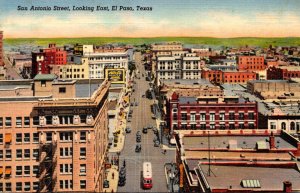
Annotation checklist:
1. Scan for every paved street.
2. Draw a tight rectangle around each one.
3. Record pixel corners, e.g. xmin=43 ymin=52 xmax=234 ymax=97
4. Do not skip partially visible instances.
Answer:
xmin=118 ymin=52 xmax=175 ymax=192
xmin=4 ymin=55 xmax=22 ymax=80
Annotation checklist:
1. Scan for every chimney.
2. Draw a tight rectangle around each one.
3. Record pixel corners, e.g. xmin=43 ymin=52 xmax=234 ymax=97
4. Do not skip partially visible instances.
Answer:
xmin=269 ymin=131 xmax=275 ymax=149
xmin=283 ymin=181 xmax=292 ymax=192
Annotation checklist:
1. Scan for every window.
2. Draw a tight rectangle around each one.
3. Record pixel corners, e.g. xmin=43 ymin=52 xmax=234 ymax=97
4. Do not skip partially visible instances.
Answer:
xmin=5 ymin=183 xmax=12 ymax=192
xmin=16 ymin=133 xmax=22 ymax=143
xmin=210 ymin=124 xmax=215 ymax=129
xmin=16 ymin=182 xmax=22 ymax=191
xmin=219 ymin=113 xmax=225 ymax=121
xmin=0 ymin=134 xmax=2 ymax=144
xmin=0 ymin=117 xmax=2 ymax=127
xmin=210 ymin=113 xmax=215 ymax=121
xmin=0 ymin=183 xmax=2 ymax=192
xmin=46 ymin=116 xmax=52 ymax=125
xmin=80 ymin=147 xmax=86 ymax=158
xmin=190 ymin=124 xmax=196 ymax=129
xmin=5 ymin=117 xmax=11 ymax=127
xmin=33 ymin=165 xmax=39 ymax=176
xmin=220 ymin=124 xmax=226 ymax=129
xmin=80 ymin=164 xmax=86 ymax=175
xmin=60 ymin=147 xmax=72 ymax=157
xmin=281 ymin=122 xmax=286 ymax=130
xmin=190 ymin=114 xmax=196 ymax=122
xmin=181 ymin=113 xmax=187 ymax=121
xmin=41 ymin=80 xmax=46 ymax=87
xmin=60 ymin=180 xmax=72 ymax=189
xmin=200 ymin=113 xmax=206 ymax=121
xmin=80 ymin=115 xmax=86 ymax=124
xmin=59 ymin=132 xmax=73 ymax=141
xmin=33 ymin=149 xmax=39 ymax=159
xmin=248 ymin=112 xmax=254 ymax=120
xmin=249 ymin=123 xmax=255 ymax=129
xmin=16 ymin=117 xmax=22 ymax=127
xmin=0 ymin=150 xmax=3 ymax=159
xmin=60 ymin=164 xmax=72 ymax=174
xmin=33 ymin=133 xmax=39 ymax=143
xmin=80 ymin=180 xmax=86 ymax=189
xmin=291 ymin=122 xmax=296 ymax=131
xmin=59 ymin=87 xmax=66 ymax=93
xmin=239 ymin=113 xmax=244 ymax=120
xmin=229 ymin=112 xmax=235 ymax=120
xmin=16 ymin=166 xmax=22 ymax=176
xmin=33 ymin=116 xmax=39 ymax=125
xmin=33 ymin=182 xmax=39 ymax=191
xmin=24 ymin=133 xmax=30 ymax=143
xmin=46 ymin=133 xmax=52 ymax=142
xmin=80 ymin=132 xmax=86 ymax=141
xmin=270 ymin=122 xmax=276 ymax=130
xmin=24 ymin=182 xmax=30 ymax=191
xmin=239 ymin=123 xmax=245 ymax=129
xmin=200 ymin=124 xmax=206 ymax=130
xmin=16 ymin=149 xmax=22 ymax=159
xmin=5 ymin=149 xmax=12 ymax=159
xmin=229 ymin=124 xmax=235 ymax=129
xmin=24 ymin=166 xmax=30 ymax=176
xmin=24 ymin=117 xmax=30 ymax=126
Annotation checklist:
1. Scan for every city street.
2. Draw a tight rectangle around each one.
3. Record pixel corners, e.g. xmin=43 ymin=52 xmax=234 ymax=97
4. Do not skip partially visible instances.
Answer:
xmin=4 ymin=55 xmax=22 ymax=80
xmin=118 ymin=52 xmax=175 ymax=192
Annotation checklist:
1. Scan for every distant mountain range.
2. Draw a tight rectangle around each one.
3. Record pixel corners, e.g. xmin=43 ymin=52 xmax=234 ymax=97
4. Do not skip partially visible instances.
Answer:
xmin=4 ymin=37 xmax=300 ymax=48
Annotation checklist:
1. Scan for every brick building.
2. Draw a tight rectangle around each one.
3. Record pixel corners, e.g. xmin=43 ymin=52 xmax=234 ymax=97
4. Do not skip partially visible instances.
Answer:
xmin=0 ymin=75 xmax=110 ymax=192
xmin=267 ymin=66 xmax=300 ymax=80
xmin=201 ymin=69 xmax=257 ymax=84
xmin=166 ymin=92 xmax=258 ymax=135
xmin=238 ymin=56 xmax=265 ymax=71
xmin=32 ymin=44 xmax=67 ymax=78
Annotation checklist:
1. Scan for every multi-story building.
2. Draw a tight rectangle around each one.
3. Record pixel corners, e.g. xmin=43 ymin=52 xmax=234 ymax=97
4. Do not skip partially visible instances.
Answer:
xmin=156 ymin=54 xmax=201 ymax=86
xmin=238 ymin=56 xmax=265 ymax=71
xmin=175 ymin=130 xmax=300 ymax=193
xmin=31 ymin=44 xmax=67 ymax=77
xmin=267 ymin=66 xmax=300 ymax=80
xmin=166 ymin=92 xmax=258 ymax=135
xmin=0 ymin=31 xmax=5 ymax=80
xmin=201 ymin=69 xmax=257 ymax=84
xmin=0 ymin=74 xmax=110 ymax=192
xmin=74 ymin=44 xmax=94 ymax=56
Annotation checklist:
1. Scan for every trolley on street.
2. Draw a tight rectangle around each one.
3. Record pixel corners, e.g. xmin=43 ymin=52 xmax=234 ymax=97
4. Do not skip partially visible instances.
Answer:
xmin=142 ymin=162 xmax=153 ymax=189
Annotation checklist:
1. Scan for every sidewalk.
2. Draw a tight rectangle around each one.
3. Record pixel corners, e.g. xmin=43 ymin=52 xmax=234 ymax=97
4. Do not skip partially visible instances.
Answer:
xmin=103 ymin=165 xmax=119 ymax=193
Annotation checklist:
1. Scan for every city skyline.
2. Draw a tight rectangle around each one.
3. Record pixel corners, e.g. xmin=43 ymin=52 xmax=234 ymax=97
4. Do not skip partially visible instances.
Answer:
xmin=1 ymin=0 xmax=300 ymax=38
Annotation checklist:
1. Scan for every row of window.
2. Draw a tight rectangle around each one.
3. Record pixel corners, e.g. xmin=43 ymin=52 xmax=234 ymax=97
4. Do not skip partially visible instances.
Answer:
xmin=62 ymin=74 xmax=84 ymax=79
xmin=173 ymin=123 xmax=255 ymax=129
xmin=270 ymin=121 xmax=300 ymax=130
xmin=60 ymin=68 xmax=84 ymax=72
xmin=0 ymin=147 xmax=86 ymax=160
xmin=0 ymin=133 xmax=38 ymax=144
xmin=0 ymin=182 xmax=39 ymax=192
xmin=174 ymin=112 xmax=255 ymax=121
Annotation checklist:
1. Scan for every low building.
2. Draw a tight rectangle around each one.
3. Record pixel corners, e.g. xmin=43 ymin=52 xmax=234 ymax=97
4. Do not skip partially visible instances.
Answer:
xmin=0 ymin=74 xmax=110 ymax=192
xmin=247 ymin=79 xmax=300 ymax=99
xmin=166 ymin=92 xmax=258 ymax=135
xmin=175 ymin=130 xmax=300 ymax=193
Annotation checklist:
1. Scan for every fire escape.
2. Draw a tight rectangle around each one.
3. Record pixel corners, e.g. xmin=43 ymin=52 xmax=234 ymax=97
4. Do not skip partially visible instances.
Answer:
xmin=39 ymin=141 xmax=58 ymax=192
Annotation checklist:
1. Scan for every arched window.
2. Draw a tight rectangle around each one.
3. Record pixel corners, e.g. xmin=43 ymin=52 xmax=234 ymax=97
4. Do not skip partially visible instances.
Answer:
xmin=281 ymin=122 xmax=286 ymax=130
xmin=290 ymin=122 xmax=295 ymax=131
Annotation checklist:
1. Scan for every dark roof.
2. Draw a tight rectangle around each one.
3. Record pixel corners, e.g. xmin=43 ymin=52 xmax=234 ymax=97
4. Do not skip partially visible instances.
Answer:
xmin=34 ymin=74 xmax=57 ymax=81
xmin=178 ymin=97 xmax=197 ymax=104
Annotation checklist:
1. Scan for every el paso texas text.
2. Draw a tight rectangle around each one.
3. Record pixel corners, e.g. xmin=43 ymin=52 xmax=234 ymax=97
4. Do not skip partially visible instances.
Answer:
xmin=17 ymin=5 xmax=152 ymax=11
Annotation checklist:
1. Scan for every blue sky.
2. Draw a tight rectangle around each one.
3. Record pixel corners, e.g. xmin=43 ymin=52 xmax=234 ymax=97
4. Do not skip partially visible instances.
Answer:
xmin=0 ymin=0 xmax=300 ymax=38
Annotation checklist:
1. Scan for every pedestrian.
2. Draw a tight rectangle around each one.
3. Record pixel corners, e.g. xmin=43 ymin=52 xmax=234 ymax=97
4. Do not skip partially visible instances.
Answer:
xmin=112 ymin=172 xmax=114 ymax=180
xmin=123 ymin=160 xmax=126 ymax=168
xmin=164 ymin=150 xmax=167 ymax=155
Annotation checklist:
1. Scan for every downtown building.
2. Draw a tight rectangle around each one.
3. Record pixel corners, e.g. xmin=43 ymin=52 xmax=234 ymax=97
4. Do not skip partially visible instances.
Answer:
xmin=267 ymin=66 xmax=300 ymax=80
xmin=0 ymin=74 xmax=110 ymax=192
xmin=31 ymin=44 xmax=67 ymax=78
xmin=166 ymin=92 xmax=258 ymax=135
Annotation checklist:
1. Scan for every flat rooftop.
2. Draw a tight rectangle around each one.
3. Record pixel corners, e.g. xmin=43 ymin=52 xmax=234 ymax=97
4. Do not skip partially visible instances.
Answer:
xmin=160 ymin=79 xmax=213 ymax=86
xmin=200 ymin=165 xmax=300 ymax=191
xmin=182 ymin=135 xmax=296 ymax=150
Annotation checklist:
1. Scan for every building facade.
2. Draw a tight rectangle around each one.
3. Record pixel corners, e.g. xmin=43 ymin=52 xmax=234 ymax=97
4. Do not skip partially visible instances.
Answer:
xmin=166 ymin=92 xmax=258 ymax=134
xmin=0 ymin=31 xmax=5 ymax=80
xmin=0 ymin=76 xmax=110 ymax=192
xmin=267 ymin=66 xmax=300 ymax=80
xmin=238 ymin=56 xmax=265 ymax=71
xmin=31 ymin=44 xmax=67 ymax=77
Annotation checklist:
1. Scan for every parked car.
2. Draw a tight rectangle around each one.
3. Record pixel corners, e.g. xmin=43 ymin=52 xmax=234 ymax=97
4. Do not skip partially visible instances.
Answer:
xmin=151 ymin=114 xmax=156 ymax=119
xmin=154 ymin=140 xmax=160 ymax=147
xmin=135 ymin=144 xmax=141 ymax=152
xmin=131 ymin=102 xmax=134 ymax=106
xmin=142 ymin=127 xmax=148 ymax=134
xmin=135 ymin=102 xmax=138 ymax=106
xmin=152 ymin=127 xmax=158 ymax=134
xmin=103 ymin=180 xmax=110 ymax=188
xmin=136 ymin=135 xmax=141 ymax=143
xmin=125 ymin=127 xmax=131 ymax=133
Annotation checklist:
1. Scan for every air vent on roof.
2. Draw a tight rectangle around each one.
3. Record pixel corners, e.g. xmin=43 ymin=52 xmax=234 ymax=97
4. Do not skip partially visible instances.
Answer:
xmin=175 ymin=82 xmax=180 ymax=84
xmin=241 ymin=180 xmax=261 ymax=188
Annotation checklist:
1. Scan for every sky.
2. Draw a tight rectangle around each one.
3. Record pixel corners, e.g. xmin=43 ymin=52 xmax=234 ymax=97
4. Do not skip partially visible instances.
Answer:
xmin=0 ymin=0 xmax=300 ymax=38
